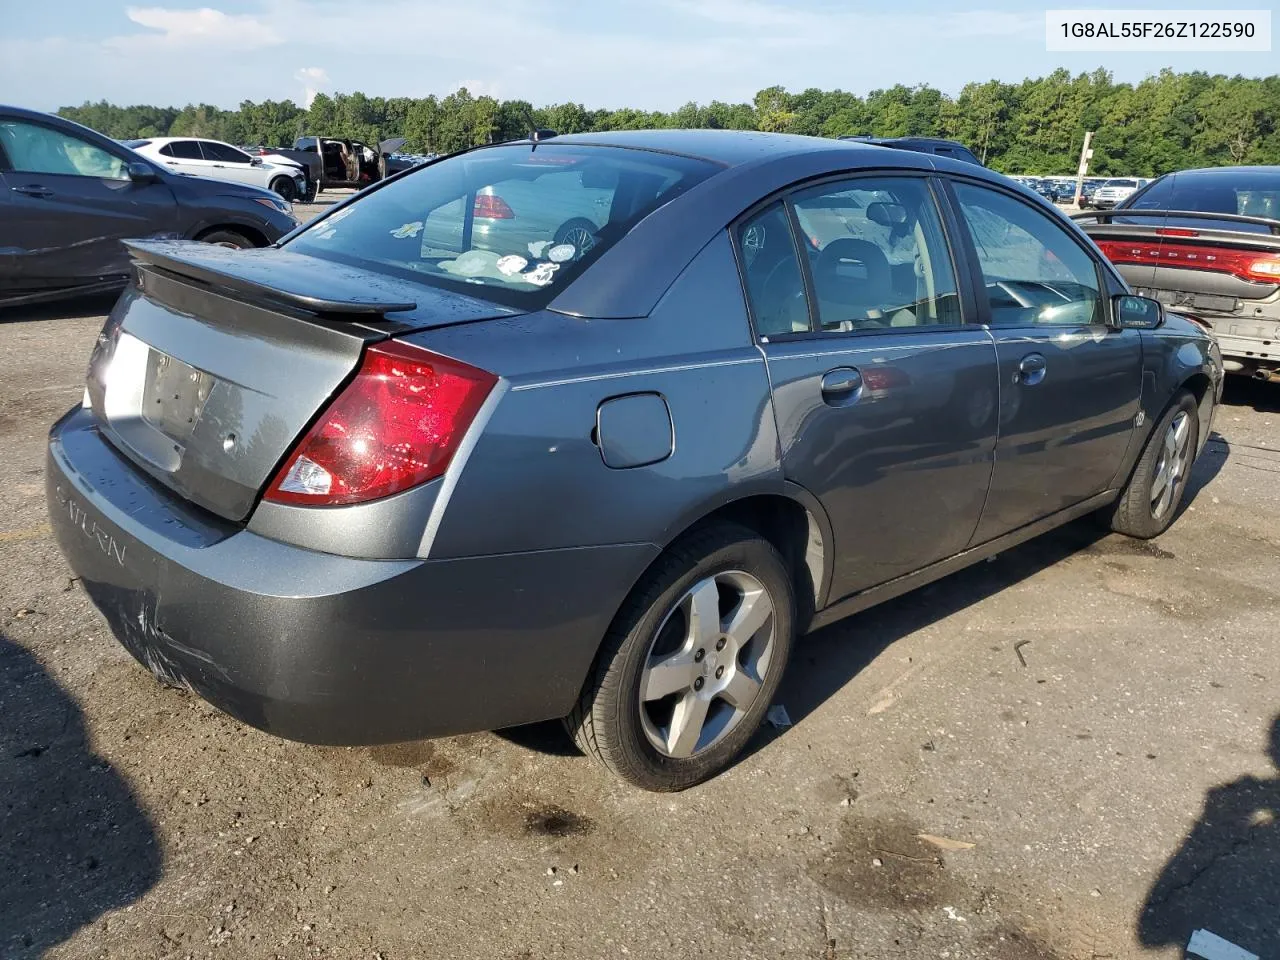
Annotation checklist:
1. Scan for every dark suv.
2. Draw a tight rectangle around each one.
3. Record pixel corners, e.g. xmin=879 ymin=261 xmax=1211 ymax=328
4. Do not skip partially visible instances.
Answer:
xmin=838 ymin=136 xmax=983 ymax=166
xmin=0 ymin=105 xmax=299 ymax=308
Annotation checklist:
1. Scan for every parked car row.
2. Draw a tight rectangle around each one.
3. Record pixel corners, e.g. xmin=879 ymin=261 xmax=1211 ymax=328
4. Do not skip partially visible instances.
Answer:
xmin=43 ymin=128 xmax=1221 ymax=793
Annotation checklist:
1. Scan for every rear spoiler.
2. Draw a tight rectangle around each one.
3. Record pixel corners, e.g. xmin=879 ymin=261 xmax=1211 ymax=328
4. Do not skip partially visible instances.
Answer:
xmin=1072 ymin=208 xmax=1280 ymax=236
xmin=125 ymin=239 xmax=418 ymax=316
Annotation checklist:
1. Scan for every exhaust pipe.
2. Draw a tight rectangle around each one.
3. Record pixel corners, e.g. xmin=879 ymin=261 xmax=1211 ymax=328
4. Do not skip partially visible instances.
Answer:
xmin=1253 ymin=368 xmax=1280 ymax=384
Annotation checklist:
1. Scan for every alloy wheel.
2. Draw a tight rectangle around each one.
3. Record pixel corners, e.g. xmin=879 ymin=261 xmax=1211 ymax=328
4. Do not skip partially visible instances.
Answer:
xmin=1151 ymin=410 xmax=1191 ymax=520
xmin=638 ymin=570 xmax=776 ymax=759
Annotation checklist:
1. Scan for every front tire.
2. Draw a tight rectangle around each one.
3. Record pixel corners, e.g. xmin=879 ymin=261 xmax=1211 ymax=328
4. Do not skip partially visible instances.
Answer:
xmin=1103 ymin=391 xmax=1199 ymax=539
xmin=565 ymin=523 xmax=795 ymax=792
xmin=197 ymin=229 xmax=255 ymax=250
xmin=270 ymin=176 xmax=299 ymax=202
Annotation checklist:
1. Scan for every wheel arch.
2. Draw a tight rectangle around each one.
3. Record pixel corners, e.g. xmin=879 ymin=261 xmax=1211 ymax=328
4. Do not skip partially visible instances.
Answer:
xmin=1178 ymin=371 xmax=1215 ymax=456
xmin=192 ymin=223 xmax=269 ymax=247
xmin=643 ymin=484 xmax=834 ymax=635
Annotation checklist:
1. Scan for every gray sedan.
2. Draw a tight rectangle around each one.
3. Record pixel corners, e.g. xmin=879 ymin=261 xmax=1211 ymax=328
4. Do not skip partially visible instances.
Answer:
xmin=47 ymin=130 xmax=1222 ymax=791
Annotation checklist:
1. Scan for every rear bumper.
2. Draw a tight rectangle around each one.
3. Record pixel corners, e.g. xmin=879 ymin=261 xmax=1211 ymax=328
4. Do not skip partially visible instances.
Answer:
xmin=48 ymin=407 xmax=656 ymax=745
xmin=1183 ymin=313 xmax=1280 ymax=370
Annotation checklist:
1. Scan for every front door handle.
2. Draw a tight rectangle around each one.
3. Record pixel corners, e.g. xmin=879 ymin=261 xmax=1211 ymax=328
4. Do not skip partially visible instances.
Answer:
xmin=820 ymin=367 xmax=863 ymax=406
xmin=11 ymin=184 xmax=53 ymax=198
xmin=1017 ymin=353 xmax=1047 ymax=386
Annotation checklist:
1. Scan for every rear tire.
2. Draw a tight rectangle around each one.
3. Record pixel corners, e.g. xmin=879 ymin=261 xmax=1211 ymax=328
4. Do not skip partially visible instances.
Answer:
xmin=197 ymin=229 xmax=255 ymax=250
xmin=1103 ymin=391 xmax=1199 ymax=539
xmin=564 ymin=523 xmax=795 ymax=792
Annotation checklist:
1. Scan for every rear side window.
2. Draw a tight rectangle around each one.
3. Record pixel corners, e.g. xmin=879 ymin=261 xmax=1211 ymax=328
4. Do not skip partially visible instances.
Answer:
xmin=161 ymin=140 xmax=203 ymax=160
xmin=1125 ymin=171 xmax=1280 ymax=232
xmin=791 ymin=177 xmax=962 ymax=331
xmin=286 ymin=144 xmax=717 ymax=307
xmin=953 ymin=182 xmax=1103 ymax=328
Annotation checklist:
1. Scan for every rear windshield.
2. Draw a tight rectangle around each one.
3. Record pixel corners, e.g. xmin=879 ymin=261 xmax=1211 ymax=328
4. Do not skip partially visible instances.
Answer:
xmin=121 ymin=139 xmax=150 ymax=148
xmin=285 ymin=143 xmax=719 ymax=307
xmin=1123 ymin=170 xmax=1280 ymax=232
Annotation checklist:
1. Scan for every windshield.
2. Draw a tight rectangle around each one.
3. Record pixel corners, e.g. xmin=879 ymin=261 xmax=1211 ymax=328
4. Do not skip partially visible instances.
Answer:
xmin=285 ymin=143 xmax=719 ymax=307
xmin=1122 ymin=170 xmax=1280 ymax=232
xmin=1104 ymin=179 xmax=1137 ymax=188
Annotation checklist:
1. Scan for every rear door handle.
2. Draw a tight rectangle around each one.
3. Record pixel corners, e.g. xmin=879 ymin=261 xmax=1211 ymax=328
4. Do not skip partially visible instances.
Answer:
xmin=11 ymin=184 xmax=53 ymax=198
xmin=820 ymin=367 xmax=863 ymax=406
xmin=1017 ymin=353 xmax=1047 ymax=386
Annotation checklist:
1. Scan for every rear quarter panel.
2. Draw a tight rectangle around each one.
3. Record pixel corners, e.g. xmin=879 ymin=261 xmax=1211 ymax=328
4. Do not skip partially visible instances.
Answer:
xmin=409 ymin=232 xmax=786 ymax=559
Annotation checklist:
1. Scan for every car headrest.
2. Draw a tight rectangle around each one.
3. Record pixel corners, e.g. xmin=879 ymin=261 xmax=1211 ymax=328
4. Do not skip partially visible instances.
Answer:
xmin=814 ymin=238 xmax=893 ymax=303
xmin=866 ymin=202 xmax=908 ymax=227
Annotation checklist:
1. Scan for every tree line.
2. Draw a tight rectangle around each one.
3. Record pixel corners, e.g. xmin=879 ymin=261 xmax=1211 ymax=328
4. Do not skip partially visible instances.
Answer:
xmin=57 ymin=67 xmax=1280 ymax=177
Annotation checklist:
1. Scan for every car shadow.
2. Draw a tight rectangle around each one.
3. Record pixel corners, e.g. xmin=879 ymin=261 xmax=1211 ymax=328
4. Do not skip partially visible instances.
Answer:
xmin=754 ymin=517 xmax=1110 ymax=743
xmin=1221 ymin=375 xmax=1280 ymax=413
xmin=0 ymin=634 xmax=160 ymax=958
xmin=0 ymin=292 xmax=120 ymax=324
xmin=752 ymin=436 xmax=1230 ymax=754
xmin=1137 ymin=714 xmax=1280 ymax=958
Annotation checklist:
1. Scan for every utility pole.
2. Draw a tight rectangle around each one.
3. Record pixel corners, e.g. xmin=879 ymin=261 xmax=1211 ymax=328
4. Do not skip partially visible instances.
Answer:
xmin=1074 ymin=131 xmax=1094 ymax=208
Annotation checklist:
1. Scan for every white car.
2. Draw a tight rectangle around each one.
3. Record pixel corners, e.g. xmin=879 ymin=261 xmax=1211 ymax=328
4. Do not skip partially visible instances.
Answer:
xmin=124 ymin=137 xmax=307 ymax=202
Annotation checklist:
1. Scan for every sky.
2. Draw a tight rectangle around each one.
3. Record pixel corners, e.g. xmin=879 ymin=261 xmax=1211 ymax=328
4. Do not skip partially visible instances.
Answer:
xmin=3 ymin=0 xmax=1277 ymax=112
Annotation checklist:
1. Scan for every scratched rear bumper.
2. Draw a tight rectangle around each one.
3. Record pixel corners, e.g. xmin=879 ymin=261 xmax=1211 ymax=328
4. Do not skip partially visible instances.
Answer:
xmin=46 ymin=406 xmax=653 ymax=744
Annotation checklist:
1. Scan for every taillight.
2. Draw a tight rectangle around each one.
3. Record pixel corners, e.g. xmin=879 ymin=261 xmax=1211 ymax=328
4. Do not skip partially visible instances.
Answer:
xmin=264 ymin=342 xmax=497 ymax=507
xmin=1095 ymin=240 xmax=1280 ymax=284
xmin=473 ymin=193 xmax=514 ymax=220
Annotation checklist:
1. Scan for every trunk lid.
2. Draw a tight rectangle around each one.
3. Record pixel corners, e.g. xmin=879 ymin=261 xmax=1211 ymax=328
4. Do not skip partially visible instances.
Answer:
xmin=1077 ymin=209 xmax=1280 ymax=312
xmin=87 ymin=240 xmax=520 ymax=522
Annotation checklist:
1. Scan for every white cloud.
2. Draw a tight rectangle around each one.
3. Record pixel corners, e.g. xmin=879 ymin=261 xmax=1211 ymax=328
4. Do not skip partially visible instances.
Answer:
xmin=294 ymin=66 xmax=330 ymax=107
xmin=107 ymin=5 xmax=282 ymax=53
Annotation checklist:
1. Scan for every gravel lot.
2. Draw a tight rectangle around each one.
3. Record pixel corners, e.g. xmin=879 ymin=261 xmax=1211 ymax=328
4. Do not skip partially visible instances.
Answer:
xmin=2 ymin=297 xmax=1278 ymax=960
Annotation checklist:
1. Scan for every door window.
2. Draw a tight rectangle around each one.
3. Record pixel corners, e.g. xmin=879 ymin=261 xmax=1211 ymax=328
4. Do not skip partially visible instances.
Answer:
xmin=953 ymin=183 xmax=1104 ymax=327
xmin=791 ymin=177 xmax=962 ymax=331
xmin=735 ymin=203 xmax=810 ymax=337
xmin=202 ymin=141 xmax=250 ymax=164
xmin=0 ymin=121 xmax=128 ymax=180
xmin=160 ymin=141 xmax=204 ymax=160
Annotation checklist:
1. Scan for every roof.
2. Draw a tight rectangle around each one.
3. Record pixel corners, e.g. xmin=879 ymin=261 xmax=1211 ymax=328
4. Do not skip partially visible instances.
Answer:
xmin=1168 ymin=166 xmax=1280 ymax=176
xmin=544 ymin=129 xmax=883 ymax=167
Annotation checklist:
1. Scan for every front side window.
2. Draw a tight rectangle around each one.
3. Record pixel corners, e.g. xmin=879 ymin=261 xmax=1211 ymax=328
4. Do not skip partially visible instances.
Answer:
xmin=286 ymin=144 xmax=717 ymax=307
xmin=791 ymin=177 xmax=962 ymax=331
xmin=735 ymin=203 xmax=809 ymax=337
xmin=202 ymin=141 xmax=250 ymax=164
xmin=954 ymin=182 xmax=1103 ymax=328
xmin=0 ymin=121 xmax=128 ymax=180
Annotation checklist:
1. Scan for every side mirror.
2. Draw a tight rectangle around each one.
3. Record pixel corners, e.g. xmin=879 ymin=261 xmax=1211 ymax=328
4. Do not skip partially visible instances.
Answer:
xmin=127 ymin=161 xmax=157 ymax=183
xmin=250 ymin=156 xmax=263 ymax=166
xmin=1112 ymin=293 xmax=1163 ymax=329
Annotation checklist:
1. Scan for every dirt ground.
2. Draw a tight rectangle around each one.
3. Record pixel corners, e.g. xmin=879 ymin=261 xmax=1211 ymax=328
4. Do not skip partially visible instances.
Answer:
xmin=1 ymin=303 xmax=1278 ymax=960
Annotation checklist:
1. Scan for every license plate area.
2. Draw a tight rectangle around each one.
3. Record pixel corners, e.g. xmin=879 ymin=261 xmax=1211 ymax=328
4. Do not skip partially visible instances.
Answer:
xmin=141 ymin=350 xmax=213 ymax=443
